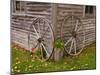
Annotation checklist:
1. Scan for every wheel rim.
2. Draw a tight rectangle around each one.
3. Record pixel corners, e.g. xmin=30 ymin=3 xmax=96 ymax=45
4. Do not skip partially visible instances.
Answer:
xmin=61 ymin=15 xmax=85 ymax=56
xmin=28 ymin=17 xmax=54 ymax=61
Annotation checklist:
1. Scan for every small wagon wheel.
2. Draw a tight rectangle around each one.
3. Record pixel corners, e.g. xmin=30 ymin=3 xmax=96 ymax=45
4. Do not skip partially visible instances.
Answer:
xmin=28 ymin=17 xmax=54 ymax=61
xmin=61 ymin=15 xmax=85 ymax=56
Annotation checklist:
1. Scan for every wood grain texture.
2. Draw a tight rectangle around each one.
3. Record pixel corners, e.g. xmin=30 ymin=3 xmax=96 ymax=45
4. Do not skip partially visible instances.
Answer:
xmin=11 ymin=1 xmax=96 ymax=50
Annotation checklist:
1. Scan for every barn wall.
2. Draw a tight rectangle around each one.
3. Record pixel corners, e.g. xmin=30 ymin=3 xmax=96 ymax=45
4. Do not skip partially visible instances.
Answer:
xmin=11 ymin=1 xmax=96 ymax=50
xmin=82 ymin=18 xmax=96 ymax=46
xmin=56 ymin=4 xmax=96 ymax=47
xmin=11 ymin=1 xmax=52 ymax=50
xmin=56 ymin=4 xmax=83 ymax=38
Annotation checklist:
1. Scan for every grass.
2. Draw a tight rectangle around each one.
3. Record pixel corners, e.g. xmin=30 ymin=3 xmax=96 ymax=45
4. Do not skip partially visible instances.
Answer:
xmin=11 ymin=43 xmax=96 ymax=74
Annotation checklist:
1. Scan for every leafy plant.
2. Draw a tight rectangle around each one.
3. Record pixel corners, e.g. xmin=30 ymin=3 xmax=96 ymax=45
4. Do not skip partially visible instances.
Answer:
xmin=54 ymin=39 xmax=64 ymax=49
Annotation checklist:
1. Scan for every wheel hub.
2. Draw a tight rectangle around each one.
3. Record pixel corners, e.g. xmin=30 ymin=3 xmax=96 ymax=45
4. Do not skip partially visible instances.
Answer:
xmin=38 ymin=38 xmax=44 ymax=43
xmin=71 ymin=31 xmax=77 ymax=38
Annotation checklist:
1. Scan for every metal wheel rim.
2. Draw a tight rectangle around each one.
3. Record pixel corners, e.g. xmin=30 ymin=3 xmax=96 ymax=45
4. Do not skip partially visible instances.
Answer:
xmin=28 ymin=17 xmax=54 ymax=61
xmin=61 ymin=15 xmax=85 ymax=56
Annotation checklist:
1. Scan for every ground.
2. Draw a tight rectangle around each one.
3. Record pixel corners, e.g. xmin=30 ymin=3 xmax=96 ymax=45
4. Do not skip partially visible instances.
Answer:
xmin=11 ymin=43 xmax=96 ymax=74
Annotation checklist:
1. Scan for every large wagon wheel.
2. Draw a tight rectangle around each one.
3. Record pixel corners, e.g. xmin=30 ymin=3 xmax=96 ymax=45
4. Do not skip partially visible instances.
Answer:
xmin=28 ymin=17 xmax=54 ymax=61
xmin=61 ymin=15 xmax=85 ymax=56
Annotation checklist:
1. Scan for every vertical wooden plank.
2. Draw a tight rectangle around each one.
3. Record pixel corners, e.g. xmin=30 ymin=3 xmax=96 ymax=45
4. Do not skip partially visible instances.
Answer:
xmin=20 ymin=0 xmax=21 ymax=13
xmin=82 ymin=5 xmax=85 ymax=17
xmin=11 ymin=0 xmax=13 ymax=13
xmin=51 ymin=3 xmax=58 ymax=39
xmin=51 ymin=4 xmax=57 ymax=60
xmin=93 ymin=6 xmax=96 ymax=17
xmin=12 ymin=0 xmax=16 ymax=13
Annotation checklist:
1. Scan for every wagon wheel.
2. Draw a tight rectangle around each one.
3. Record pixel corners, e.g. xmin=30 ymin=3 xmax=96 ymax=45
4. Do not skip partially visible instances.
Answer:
xmin=61 ymin=15 xmax=85 ymax=56
xmin=28 ymin=17 xmax=54 ymax=61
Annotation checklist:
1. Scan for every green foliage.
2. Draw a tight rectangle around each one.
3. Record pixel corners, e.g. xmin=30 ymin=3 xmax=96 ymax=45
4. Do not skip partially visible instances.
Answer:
xmin=54 ymin=39 xmax=64 ymax=49
xmin=11 ymin=43 xmax=96 ymax=74
xmin=36 ymin=49 xmax=47 ymax=58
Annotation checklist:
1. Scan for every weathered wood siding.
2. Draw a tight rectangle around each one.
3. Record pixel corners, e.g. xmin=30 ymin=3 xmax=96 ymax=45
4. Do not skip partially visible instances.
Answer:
xmin=11 ymin=1 xmax=96 ymax=50
xmin=11 ymin=1 xmax=52 ymax=50
xmin=56 ymin=4 xmax=83 ymax=38
xmin=82 ymin=18 xmax=96 ymax=46
xmin=55 ymin=4 xmax=96 ymax=46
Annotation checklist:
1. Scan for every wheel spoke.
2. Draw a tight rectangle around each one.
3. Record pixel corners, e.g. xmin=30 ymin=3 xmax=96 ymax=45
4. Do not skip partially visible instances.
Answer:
xmin=29 ymin=18 xmax=54 ymax=60
xmin=76 ymin=35 xmax=83 ymax=43
xmin=75 ymin=20 xmax=79 ymax=31
xmin=28 ymin=34 xmax=31 ymax=51
xmin=71 ymin=16 xmax=74 ymax=29
xmin=41 ymin=43 xmax=50 ymax=57
xmin=43 ymin=21 xmax=46 ymax=34
xmin=28 ymin=34 xmax=38 ymax=51
xmin=38 ymin=19 xmax=41 ymax=36
xmin=65 ymin=37 xmax=72 ymax=46
xmin=69 ymin=38 xmax=74 ymax=53
xmin=61 ymin=15 xmax=84 ymax=56
xmin=73 ymin=38 xmax=77 ymax=54
xmin=32 ymin=42 xmax=39 ymax=50
xmin=32 ymin=25 xmax=39 ymax=38
xmin=40 ymin=44 xmax=43 ymax=60
xmin=77 ymin=26 xmax=82 ymax=32
xmin=41 ymin=26 xmax=49 ymax=39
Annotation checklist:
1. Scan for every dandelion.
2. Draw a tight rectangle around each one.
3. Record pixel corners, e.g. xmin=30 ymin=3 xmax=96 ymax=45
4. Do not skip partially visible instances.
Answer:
xmin=44 ymin=63 xmax=48 ymax=67
xmin=70 ymin=68 xmax=74 ymax=70
xmin=85 ymin=64 xmax=88 ymax=66
xmin=11 ymin=72 xmax=14 ymax=75
xmin=11 ymin=68 xmax=13 ymax=72
xmin=73 ymin=66 xmax=76 ymax=69
xmin=17 ymin=70 xmax=20 ymax=72
xmin=14 ymin=66 xmax=17 ymax=69
xmin=15 ymin=60 xmax=20 ymax=65
xmin=64 ymin=62 xmax=67 ymax=65
xmin=17 ymin=61 xmax=21 ymax=64
xmin=31 ymin=54 xmax=33 ymax=57
xmin=29 ymin=65 xmax=32 ymax=68
xmin=63 ymin=66 xmax=66 ymax=69
xmin=16 ymin=57 xmax=19 ymax=60
xmin=15 ymin=62 xmax=18 ymax=65
xmin=85 ymin=53 xmax=87 ymax=56
xmin=29 ymin=69 xmax=31 ymax=71
xmin=32 ymin=59 xmax=34 ymax=62
xmin=78 ymin=68 xmax=80 ymax=69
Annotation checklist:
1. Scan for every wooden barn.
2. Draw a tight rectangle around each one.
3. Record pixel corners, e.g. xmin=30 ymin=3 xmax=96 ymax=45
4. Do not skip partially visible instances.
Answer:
xmin=11 ymin=0 xmax=96 ymax=60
